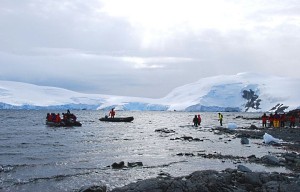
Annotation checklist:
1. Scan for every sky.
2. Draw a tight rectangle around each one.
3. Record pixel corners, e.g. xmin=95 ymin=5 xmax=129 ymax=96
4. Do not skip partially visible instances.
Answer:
xmin=0 ymin=0 xmax=299 ymax=98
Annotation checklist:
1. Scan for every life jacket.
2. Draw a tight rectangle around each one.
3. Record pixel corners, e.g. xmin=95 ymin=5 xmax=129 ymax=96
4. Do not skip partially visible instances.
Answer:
xmin=219 ymin=113 xmax=223 ymax=120
xmin=290 ymin=116 xmax=296 ymax=122
xmin=110 ymin=110 xmax=115 ymax=116
xmin=55 ymin=115 xmax=61 ymax=123
xmin=262 ymin=115 xmax=268 ymax=122
xmin=198 ymin=115 xmax=201 ymax=123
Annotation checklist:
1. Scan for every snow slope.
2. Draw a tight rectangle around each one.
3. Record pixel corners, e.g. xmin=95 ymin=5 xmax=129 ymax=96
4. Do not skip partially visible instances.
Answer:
xmin=162 ymin=72 xmax=300 ymax=112
xmin=0 ymin=72 xmax=299 ymax=112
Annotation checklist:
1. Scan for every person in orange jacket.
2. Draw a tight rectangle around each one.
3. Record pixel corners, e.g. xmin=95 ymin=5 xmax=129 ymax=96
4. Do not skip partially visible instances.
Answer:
xmin=109 ymin=108 xmax=116 ymax=118
xmin=55 ymin=113 xmax=61 ymax=123
xmin=46 ymin=113 xmax=52 ymax=122
xmin=289 ymin=115 xmax=296 ymax=128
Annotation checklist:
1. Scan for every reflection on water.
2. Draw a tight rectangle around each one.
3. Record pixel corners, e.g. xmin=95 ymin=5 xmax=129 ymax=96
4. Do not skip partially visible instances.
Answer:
xmin=0 ymin=110 xmax=290 ymax=191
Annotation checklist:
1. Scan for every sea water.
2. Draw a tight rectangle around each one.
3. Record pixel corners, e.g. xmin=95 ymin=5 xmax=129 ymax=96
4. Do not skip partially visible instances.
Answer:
xmin=0 ymin=110 xmax=291 ymax=191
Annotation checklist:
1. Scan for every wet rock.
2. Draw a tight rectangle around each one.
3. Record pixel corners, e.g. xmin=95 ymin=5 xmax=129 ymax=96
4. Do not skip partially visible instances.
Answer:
xmin=237 ymin=165 xmax=252 ymax=172
xmin=249 ymin=124 xmax=258 ymax=129
xmin=261 ymin=155 xmax=280 ymax=166
xmin=176 ymin=153 xmax=195 ymax=157
xmin=181 ymin=136 xmax=193 ymax=140
xmin=111 ymin=161 xmax=125 ymax=169
xmin=78 ymin=185 xmax=107 ymax=192
xmin=243 ymin=172 xmax=262 ymax=186
xmin=155 ymin=128 xmax=175 ymax=134
xmin=127 ymin=162 xmax=143 ymax=167
xmin=283 ymin=152 xmax=298 ymax=163
xmin=110 ymin=169 xmax=300 ymax=192
xmin=240 ymin=137 xmax=249 ymax=144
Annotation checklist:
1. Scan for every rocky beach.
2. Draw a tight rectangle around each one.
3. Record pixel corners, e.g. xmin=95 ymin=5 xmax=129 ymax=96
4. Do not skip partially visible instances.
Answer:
xmin=80 ymin=114 xmax=300 ymax=192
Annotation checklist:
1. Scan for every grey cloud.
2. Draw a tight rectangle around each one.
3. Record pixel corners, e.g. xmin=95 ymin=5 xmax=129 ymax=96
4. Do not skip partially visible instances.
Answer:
xmin=0 ymin=1 xmax=300 ymax=98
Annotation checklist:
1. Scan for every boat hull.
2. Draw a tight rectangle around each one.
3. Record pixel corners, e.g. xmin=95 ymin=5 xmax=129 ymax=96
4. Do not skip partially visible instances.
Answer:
xmin=99 ymin=116 xmax=134 ymax=122
xmin=46 ymin=120 xmax=82 ymax=127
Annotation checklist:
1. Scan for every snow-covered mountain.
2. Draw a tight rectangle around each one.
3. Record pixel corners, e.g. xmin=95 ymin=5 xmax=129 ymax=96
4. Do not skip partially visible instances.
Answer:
xmin=0 ymin=72 xmax=299 ymax=112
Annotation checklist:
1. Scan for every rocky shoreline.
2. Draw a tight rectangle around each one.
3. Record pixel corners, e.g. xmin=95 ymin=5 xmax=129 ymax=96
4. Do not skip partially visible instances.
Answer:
xmin=79 ymin=122 xmax=300 ymax=192
xmin=80 ymin=168 xmax=300 ymax=192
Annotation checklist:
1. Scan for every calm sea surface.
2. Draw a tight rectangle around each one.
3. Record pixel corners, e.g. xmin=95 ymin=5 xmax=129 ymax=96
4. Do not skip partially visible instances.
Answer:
xmin=0 ymin=110 xmax=291 ymax=191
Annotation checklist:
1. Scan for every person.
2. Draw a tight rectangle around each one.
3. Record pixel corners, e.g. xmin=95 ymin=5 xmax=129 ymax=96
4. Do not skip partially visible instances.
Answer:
xmin=62 ymin=113 xmax=67 ymax=122
xmin=269 ymin=113 xmax=274 ymax=127
xmin=109 ymin=108 xmax=115 ymax=118
xmin=67 ymin=109 xmax=71 ymax=114
xmin=280 ymin=113 xmax=286 ymax=127
xmin=46 ymin=113 xmax=52 ymax=122
xmin=51 ymin=113 xmax=56 ymax=122
xmin=273 ymin=112 xmax=280 ymax=128
xmin=193 ymin=115 xmax=198 ymax=127
xmin=218 ymin=113 xmax=223 ymax=126
xmin=197 ymin=114 xmax=202 ymax=126
xmin=289 ymin=115 xmax=296 ymax=128
xmin=55 ymin=113 xmax=61 ymax=123
xmin=261 ymin=113 xmax=268 ymax=128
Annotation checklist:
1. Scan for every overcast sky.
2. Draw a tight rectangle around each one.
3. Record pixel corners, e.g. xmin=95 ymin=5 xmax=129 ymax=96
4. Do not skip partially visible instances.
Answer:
xmin=0 ymin=0 xmax=299 ymax=98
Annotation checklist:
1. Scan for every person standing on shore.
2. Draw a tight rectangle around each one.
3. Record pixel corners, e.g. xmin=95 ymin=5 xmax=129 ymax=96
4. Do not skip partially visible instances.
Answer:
xmin=197 ymin=114 xmax=202 ymax=126
xmin=289 ymin=115 xmax=296 ymax=128
xmin=273 ymin=112 xmax=280 ymax=128
xmin=269 ymin=113 xmax=274 ymax=127
xmin=193 ymin=115 xmax=198 ymax=127
xmin=262 ymin=113 xmax=268 ymax=128
xmin=280 ymin=113 xmax=286 ymax=127
xmin=218 ymin=113 xmax=223 ymax=126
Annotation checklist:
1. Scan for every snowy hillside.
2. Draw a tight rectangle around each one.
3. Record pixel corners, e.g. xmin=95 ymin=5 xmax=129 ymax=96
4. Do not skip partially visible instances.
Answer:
xmin=162 ymin=72 xmax=300 ymax=112
xmin=0 ymin=72 xmax=299 ymax=112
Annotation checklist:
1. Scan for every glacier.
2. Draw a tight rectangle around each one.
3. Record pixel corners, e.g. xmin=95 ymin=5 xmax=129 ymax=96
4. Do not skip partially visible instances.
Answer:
xmin=0 ymin=72 xmax=299 ymax=112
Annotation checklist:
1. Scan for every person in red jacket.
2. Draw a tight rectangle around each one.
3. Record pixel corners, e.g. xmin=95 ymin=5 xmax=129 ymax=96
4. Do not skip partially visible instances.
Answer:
xmin=109 ymin=108 xmax=116 ymax=118
xmin=55 ymin=113 xmax=61 ymax=123
xmin=280 ymin=113 xmax=286 ymax=127
xmin=46 ymin=113 xmax=52 ymax=122
xmin=289 ymin=115 xmax=296 ymax=128
xmin=261 ymin=113 xmax=268 ymax=128
xmin=197 ymin=114 xmax=202 ymax=126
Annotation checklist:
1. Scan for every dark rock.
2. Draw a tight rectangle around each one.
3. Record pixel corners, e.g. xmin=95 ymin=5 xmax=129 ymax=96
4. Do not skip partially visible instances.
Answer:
xmin=127 ymin=162 xmax=143 ymax=167
xmin=111 ymin=161 xmax=125 ymax=169
xmin=111 ymin=169 xmax=300 ymax=192
xmin=78 ymin=185 xmax=107 ymax=192
xmin=261 ymin=155 xmax=280 ymax=166
xmin=181 ymin=136 xmax=193 ymax=140
xmin=237 ymin=165 xmax=252 ymax=172
xmin=155 ymin=128 xmax=175 ymax=134
xmin=249 ymin=124 xmax=258 ymax=129
xmin=240 ymin=137 xmax=249 ymax=144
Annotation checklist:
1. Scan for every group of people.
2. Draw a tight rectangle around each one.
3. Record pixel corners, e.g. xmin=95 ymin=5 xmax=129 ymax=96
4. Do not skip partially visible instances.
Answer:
xmin=46 ymin=110 xmax=77 ymax=123
xmin=261 ymin=112 xmax=297 ymax=128
xmin=193 ymin=114 xmax=202 ymax=127
xmin=193 ymin=113 xmax=224 ymax=127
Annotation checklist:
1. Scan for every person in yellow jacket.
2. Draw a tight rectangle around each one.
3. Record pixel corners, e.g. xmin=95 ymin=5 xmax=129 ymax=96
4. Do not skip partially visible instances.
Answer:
xmin=218 ymin=113 xmax=223 ymax=126
xmin=273 ymin=112 xmax=280 ymax=128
